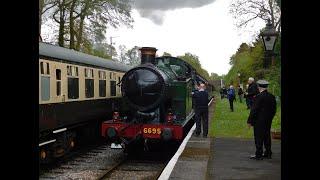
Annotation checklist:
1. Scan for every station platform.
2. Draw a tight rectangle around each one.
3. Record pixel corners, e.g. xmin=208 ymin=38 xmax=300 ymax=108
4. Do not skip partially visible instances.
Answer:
xmin=167 ymin=136 xmax=281 ymax=180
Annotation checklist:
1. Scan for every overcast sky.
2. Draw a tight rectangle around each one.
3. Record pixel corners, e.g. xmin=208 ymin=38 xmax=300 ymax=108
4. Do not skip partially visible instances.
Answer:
xmin=42 ymin=0 xmax=266 ymax=75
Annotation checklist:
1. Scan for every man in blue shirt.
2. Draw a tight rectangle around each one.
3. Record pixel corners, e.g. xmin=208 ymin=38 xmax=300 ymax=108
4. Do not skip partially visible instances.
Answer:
xmin=192 ymin=83 xmax=209 ymax=138
xmin=227 ymin=85 xmax=236 ymax=112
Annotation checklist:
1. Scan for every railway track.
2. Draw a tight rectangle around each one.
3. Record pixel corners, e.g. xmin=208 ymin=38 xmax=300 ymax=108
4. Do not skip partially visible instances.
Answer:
xmin=98 ymin=149 xmax=174 ymax=180
xmin=39 ymin=140 xmax=179 ymax=180
xmin=39 ymin=143 xmax=125 ymax=180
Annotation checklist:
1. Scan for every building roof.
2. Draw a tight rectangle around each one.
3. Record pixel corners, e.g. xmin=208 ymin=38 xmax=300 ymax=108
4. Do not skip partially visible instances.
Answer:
xmin=39 ymin=42 xmax=132 ymax=72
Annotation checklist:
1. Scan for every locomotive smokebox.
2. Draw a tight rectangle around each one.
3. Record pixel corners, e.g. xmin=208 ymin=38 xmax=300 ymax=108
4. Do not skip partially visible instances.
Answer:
xmin=140 ymin=47 xmax=157 ymax=64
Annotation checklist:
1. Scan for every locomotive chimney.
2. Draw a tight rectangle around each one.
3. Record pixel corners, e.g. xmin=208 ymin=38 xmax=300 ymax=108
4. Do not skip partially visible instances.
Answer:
xmin=139 ymin=47 xmax=157 ymax=64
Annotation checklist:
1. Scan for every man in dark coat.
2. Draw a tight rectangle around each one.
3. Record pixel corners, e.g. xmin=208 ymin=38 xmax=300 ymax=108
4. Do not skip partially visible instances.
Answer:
xmin=192 ymin=83 xmax=209 ymax=138
xmin=238 ymin=85 xmax=244 ymax=103
xmin=220 ymin=87 xmax=225 ymax=99
xmin=247 ymin=80 xmax=277 ymax=160
xmin=244 ymin=84 xmax=250 ymax=109
xmin=223 ymin=87 xmax=227 ymax=98
xmin=245 ymin=77 xmax=259 ymax=109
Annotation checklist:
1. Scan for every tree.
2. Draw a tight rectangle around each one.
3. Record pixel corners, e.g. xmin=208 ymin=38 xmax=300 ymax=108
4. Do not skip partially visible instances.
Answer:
xmin=42 ymin=0 xmax=134 ymax=52
xmin=52 ymin=0 xmax=70 ymax=47
xmin=126 ymin=46 xmax=140 ymax=66
xmin=39 ymin=0 xmax=57 ymax=35
xmin=177 ymin=53 xmax=210 ymax=80
xmin=210 ymin=72 xmax=220 ymax=81
xmin=163 ymin=52 xmax=172 ymax=56
xmin=224 ymin=35 xmax=281 ymax=97
xmin=118 ymin=45 xmax=129 ymax=64
xmin=230 ymin=0 xmax=281 ymax=31
xmin=91 ymin=42 xmax=112 ymax=59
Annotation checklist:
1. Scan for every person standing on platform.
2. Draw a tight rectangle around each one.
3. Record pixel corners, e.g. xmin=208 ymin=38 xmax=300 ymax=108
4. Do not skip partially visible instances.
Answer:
xmin=220 ymin=87 xmax=224 ymax=99
xmin=238 ymin=85 xmax=244 ymax=103
xmin=245 ymin=77 xmax=259 ymax=109
xmin=223 ymin=87 xmax=227 ymax=99
xmin=244 ymin=84 xmax=250 ymax=109
xmin=227 ymin=85 xmax=236 ymax=112
xmin=247 ymin=80 xmax=277 ymax=160
xmin=192 ymin=83 xmax=209 ymax=138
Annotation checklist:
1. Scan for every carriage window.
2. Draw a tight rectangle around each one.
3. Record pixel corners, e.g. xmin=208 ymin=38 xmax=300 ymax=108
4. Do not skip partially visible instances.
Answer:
xmin=40 ymin=62 xmax=50 ymax=75
xmin=110 ymin=81 xmax=116 ymax=96
xmin=56 ymin=69 xmax=61 ymax=80
xmin=99 ymin=80 xmax=106 ymax=97
xmin=99 ymin=71 xmax=106 ymax=79
xmin=41 ymin=76 xmax=50 ymax=101
xmin=99 ymin=71 xmax=106 ymax=97
xmin=67 ymin=66 xmax=71 ymax=76
xmin=68 ymin=78 xmax=79 ymax=99
xmin=56 ymin=81 xmax=61 ymax=96
xmin=67 ymin=65 xmax=78 ymax=76
xmin=85 ymin=79 xmax=94 ymax=98
xmin=110 ymin=72 xmax=112 ymax=79
xmin=46 ymin=63 xmax=50 ymax=74
xmin=85 ymin=68 xmax=94 ymax=98
xmin=72 ymin=66 xmax=78 ymax=76
xmin=40 ymin=62 xmax=44 ymax=74
xmin=56 ymin=69 xmax=61 ymax=96
xmin=85 ymin=68 xmax=94 ymax=78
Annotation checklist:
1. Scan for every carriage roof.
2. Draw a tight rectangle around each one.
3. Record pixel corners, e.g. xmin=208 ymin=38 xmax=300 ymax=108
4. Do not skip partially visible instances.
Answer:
xmin=39 ymin=42 xmax=131 ymax=72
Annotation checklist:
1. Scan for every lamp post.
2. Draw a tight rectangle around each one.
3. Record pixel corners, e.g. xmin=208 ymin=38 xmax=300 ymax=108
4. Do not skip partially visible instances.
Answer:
xmin=261 ymin=19 xmax=279 ymax=68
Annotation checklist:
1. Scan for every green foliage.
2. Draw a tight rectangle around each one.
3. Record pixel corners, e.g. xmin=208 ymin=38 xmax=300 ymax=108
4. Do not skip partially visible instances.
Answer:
xmin=177 ymin=53 xmax=210 ymax=80
xmin=210 ymin=72 xmax=219 ymax=80
xmin=162 ymin=52 xmax=172 ymax=56
xmin=224 ymin=37 xmax=281 ymax=98
xmin=41 ymin=0 xmax=134 ymax=56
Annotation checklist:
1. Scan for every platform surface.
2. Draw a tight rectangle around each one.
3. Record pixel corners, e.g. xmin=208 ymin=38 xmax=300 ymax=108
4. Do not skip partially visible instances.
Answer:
xmin=168 ymin=136 xmax=281 ymax=180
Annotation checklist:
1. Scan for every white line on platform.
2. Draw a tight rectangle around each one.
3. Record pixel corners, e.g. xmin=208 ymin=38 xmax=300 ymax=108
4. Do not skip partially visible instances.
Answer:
xmin=158 ymin=97 xmax=213 ymax=180
xmin=158 ymin=123 xmax=196 ymax=180
xmin=208 ymin=97 xmax=214 ymax=106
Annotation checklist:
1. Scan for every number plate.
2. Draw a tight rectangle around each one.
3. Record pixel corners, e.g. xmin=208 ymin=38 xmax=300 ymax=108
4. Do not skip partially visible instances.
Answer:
xmin=143 ymin=127 xmax=161 ymax=135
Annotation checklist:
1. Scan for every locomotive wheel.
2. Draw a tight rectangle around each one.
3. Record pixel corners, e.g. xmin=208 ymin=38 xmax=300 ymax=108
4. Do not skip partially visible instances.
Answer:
xmin=39 ymin=148 xmax=53 ymax=164
xmin=40 ymin=149 xmax=47 ymax=159
xmin=70 ymin=140 xmax=75 ymax=148
xmin=68 ymin=137 xmax=75 ymax=149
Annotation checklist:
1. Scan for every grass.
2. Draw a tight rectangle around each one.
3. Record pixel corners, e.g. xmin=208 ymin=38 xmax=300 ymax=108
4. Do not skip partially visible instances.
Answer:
xmin=209 ymin=92 xmax=281 ymax=138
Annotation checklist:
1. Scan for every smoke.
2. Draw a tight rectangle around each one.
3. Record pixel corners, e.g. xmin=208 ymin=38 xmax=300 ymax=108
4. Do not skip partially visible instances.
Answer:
xmin=133 ymin=0 xmax=216 ymax=25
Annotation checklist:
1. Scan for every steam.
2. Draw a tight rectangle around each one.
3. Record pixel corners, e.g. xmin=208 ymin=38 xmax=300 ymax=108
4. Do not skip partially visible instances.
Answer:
xmin=133 ymin=0 xmax=216 ymax=25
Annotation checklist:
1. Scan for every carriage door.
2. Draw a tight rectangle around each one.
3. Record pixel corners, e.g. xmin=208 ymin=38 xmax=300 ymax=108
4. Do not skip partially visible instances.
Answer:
xmin=54 ymin=63 xmax=64 ymax=103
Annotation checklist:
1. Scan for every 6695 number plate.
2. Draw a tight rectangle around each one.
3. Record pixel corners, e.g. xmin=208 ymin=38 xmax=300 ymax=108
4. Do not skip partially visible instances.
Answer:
xmin=143 ymin=127 xmax=161 ymax=135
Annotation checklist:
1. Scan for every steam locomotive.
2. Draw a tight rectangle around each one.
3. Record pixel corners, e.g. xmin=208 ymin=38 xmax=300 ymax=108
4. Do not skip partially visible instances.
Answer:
xmin=101 ymin=47 xmax=213 ymax=149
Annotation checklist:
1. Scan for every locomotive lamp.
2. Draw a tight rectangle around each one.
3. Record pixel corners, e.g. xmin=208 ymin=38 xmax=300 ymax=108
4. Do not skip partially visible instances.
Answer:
xmin=261 ymin=19 xmax=279 ymax=68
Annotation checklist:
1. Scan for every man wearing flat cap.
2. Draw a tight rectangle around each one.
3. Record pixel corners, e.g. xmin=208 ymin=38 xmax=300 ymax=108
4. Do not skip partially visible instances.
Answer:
xmin=247 ymin=80 xmax=277 ymax=160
